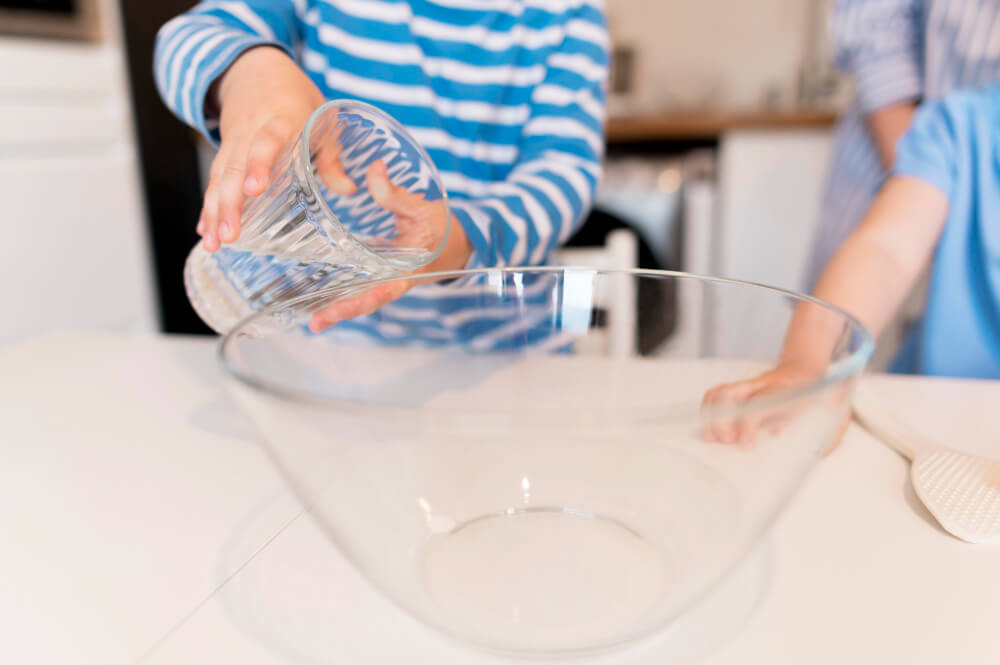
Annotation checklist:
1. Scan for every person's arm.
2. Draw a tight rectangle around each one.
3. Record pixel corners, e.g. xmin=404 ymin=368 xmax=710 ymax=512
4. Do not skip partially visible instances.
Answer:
xmin=781 ymin=176 xmax=947 ymax=370
xmin=789 ymin=93 xmax=962 ymax=370
xmin=154 ymin=1 xmax=304 ymax=143
xmin=831 ymin=0 xmax=923 ymax=167
xmin=703 ymin=97 xmax=961 ymax=445
xmin=701 ymin=177 xmax=947 ymax=445
xmin=154 ymin=2 xmax=332 ymax=251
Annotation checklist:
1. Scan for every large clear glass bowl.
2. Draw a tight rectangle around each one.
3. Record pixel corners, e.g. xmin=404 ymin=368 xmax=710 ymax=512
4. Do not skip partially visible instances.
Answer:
xmin=220 ymin=268 xmax=872 ymax=658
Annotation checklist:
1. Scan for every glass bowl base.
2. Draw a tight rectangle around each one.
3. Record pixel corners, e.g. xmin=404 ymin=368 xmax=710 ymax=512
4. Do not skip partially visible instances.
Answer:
xmin=421 ymin=507 xmax=670 ymax=654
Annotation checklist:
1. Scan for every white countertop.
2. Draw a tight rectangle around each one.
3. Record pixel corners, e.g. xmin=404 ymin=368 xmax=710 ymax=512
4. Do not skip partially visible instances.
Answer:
xmin=1 ymin=332 xmax=997 ymax=665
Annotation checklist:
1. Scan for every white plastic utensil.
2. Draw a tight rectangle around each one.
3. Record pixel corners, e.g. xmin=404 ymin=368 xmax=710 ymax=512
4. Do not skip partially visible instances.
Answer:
xmin=854 ymin=384 xmax=1000 ymax=545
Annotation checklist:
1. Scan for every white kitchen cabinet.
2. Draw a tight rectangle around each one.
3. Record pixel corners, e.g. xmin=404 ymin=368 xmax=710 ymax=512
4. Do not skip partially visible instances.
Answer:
xmin=2 ymin=149 xmax=155 ymax=344
xmin=0 ymin=26 xmax=157 ymax=346
xmin=711 ymin=128 xmax=834 ymax=359
xmin=715 ymin=128 xmax=833 ymax=293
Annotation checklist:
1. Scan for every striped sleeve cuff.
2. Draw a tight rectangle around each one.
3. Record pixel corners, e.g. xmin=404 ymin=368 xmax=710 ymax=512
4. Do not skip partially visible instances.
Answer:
xmin=449 ymin=200 xmax=500 ymax=269
xmin=163 ymin=30 xmax=295 ymax=146
xmin=853 ymin=54 xmax=922 ymax=112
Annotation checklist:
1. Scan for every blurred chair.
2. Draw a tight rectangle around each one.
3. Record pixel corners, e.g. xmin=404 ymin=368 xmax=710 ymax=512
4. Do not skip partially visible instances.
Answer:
xmin=554 ymin=229 xmax=638 ymax=358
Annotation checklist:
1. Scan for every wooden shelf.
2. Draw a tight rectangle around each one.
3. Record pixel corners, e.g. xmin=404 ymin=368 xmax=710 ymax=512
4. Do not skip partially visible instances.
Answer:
xmin=606 ymin=109 xmax=838 ymax=142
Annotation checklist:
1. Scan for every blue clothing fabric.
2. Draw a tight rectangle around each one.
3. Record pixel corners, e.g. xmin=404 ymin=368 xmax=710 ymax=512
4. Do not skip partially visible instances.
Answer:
xmin=891 ymin=84 xmax=1000 ymax=378
xmin=810 ymin=0 xmax=1000 ymax=286
xmin=154 ymin=0 xmax=608 ymax=348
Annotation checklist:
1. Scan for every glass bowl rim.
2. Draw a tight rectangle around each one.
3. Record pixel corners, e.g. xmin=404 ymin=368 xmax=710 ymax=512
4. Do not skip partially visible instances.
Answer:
xmin=218 ymin=266 xmax=875 ymax=420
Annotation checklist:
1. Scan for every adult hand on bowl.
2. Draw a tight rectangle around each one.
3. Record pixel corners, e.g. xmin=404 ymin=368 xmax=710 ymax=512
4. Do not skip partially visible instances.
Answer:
xmin=307 ymin=160 xmax=472 ymax=333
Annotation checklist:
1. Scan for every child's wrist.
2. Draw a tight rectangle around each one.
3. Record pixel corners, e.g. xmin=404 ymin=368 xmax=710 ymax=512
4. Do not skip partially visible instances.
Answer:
xmin=216 ymin=45 xmax=289 ymax=109
xmin=438 ymin=215 xmax=473 ymax=272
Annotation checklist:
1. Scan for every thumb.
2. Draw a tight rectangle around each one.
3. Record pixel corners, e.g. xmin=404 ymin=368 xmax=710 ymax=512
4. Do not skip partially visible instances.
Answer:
xmin=366 ymin=160 xmax=422 ymax=215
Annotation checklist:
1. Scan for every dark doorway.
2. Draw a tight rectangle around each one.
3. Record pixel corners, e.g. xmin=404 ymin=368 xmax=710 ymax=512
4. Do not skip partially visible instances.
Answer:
xmin=119 ymin=0 xmax=211 ymax=334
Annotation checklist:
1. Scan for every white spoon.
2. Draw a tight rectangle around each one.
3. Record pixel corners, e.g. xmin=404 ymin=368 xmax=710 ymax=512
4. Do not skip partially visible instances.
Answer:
xmin=854 ymin=385 xmax=1000 ymax=545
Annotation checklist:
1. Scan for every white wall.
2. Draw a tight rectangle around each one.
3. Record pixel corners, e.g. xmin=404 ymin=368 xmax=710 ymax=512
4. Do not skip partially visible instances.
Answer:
xmin=0 ymin=0 xmax=157 ymax=346
xmin=608 ymin=0 xmax=835 ymax=112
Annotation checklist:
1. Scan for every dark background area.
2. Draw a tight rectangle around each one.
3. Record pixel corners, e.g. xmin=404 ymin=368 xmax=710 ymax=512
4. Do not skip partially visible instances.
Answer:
xmin=120 ymin=0 xmax=212 ymax=334
xmin=3 ymin=0 xmax=76 ymax=13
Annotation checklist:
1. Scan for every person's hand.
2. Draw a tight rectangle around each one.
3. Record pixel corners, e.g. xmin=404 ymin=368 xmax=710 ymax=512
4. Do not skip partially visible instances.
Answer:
xmin=701 ymin=362 xmax=828 ymax=447
xmin=198 ymin=47 xmax=354 ymax=251
xmin=306 ymin=160 xmax=470 ymax=332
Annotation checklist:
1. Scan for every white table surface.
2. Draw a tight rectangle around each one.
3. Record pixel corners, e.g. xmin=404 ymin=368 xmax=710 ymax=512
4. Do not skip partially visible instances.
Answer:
xmin=1 ymin=332 xmax=998 ymax=665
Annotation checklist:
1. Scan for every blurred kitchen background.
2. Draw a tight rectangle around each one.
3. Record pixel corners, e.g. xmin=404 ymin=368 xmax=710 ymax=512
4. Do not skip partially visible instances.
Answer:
xmin=1 ymin=0 xmax=852 ymax=355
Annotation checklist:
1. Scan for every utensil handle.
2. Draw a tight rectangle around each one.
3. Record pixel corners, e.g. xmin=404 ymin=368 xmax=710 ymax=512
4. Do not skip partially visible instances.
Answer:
xmin=852 ymin=383 xmax=934 ymax=461
xmin=853 ymin=407 xmax=923 ymax=460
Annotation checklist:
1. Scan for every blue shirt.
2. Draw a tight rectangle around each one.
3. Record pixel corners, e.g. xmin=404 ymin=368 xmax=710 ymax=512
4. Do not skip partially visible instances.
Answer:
xmin=154 ymin=0 xmax=608 ymax=348
xmin=891 ymin=84 xmax=1000 ymax=379
xmin=809 ymin=0 xmax=1000 ymax=287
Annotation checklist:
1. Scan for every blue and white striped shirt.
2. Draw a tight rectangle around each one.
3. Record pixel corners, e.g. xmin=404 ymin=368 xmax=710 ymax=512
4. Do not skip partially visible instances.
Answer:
xmin=811 ymin=0 xmax=1000 ymax=285
xmin=155 ymin=0 xmax=608 ymax=348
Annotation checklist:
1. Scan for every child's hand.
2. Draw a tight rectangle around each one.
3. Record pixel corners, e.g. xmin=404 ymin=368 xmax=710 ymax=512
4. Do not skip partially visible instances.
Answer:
xmin=198 ymin=47 xmax=355 ymax=251
xmin=700 ymin=363 xmax=820 ymax=445
xmin=306 ymin=160 xmax=464 ymax=333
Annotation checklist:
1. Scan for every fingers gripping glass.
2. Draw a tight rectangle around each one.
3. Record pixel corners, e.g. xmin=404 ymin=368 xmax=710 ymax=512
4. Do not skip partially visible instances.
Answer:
xmin=185 ymin=100 xmax=450 ymax=334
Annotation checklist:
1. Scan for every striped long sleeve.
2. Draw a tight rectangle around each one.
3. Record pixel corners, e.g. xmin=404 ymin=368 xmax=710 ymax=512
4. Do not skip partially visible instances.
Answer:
xmin=154 ymin=0 xmax=607 ymax=272
xmin=448 ymin=5 xmax=608 ymax=268
xmin=154 ymin=1 xmax=304 ymax=143
xmin=832 ymin=0 xmax=924 ymax=112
